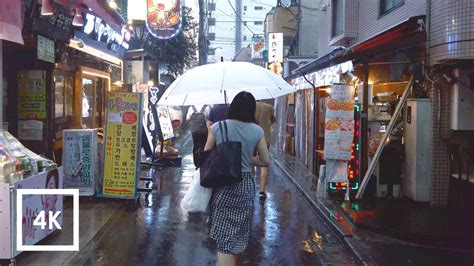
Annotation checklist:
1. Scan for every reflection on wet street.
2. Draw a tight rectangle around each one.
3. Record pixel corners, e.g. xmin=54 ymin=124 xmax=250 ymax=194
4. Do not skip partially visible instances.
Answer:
xmin=77 ymin=129 xmax=358 ymax=265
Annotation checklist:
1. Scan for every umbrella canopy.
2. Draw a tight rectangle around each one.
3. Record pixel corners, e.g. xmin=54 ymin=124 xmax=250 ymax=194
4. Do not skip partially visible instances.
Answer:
xmin=158 ymin=61 xmax=296 ymax=106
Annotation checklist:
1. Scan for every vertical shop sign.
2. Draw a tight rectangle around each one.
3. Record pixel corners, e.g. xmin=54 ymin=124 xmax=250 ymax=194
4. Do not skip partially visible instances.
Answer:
xmin=17 ymin=70 xmax=47 ymax=119
xmin=324 ymin=84 xmax=355 ymax=160
xmin=145 ymin=86 xmax=160 ymax=149
xmin=146 ymin=0 xmax=183 ymax=39
xmin=37 ymin=35 xmax=55 ymax=63
xmin=251 ymin=35 xmax=265 ymax=59
xmin=267 ymin=33 xmax=283 ymax=75
xmin=63 ymin=129 xmax=98 ymax=196
xmin=102 ymin=92 xmax=143 ymax=198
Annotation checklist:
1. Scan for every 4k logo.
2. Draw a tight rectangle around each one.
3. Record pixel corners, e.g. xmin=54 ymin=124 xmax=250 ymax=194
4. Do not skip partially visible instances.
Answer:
xmin=33 ymin=211 xmax=62 ymax=230
xmin=16 ymin=189 xmax=79 ymax=251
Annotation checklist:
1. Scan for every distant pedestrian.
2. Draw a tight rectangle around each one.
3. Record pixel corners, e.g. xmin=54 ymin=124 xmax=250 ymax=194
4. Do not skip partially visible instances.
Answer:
xmin=204 ymin=91 xmax=271 ymax=265
xmin=206 ymin=104 xmax=228 ymax=129
xmin=189 ymin=107 xmax=208 ymax=168
xmin=254 ymin=101 xmax=276 ymax=201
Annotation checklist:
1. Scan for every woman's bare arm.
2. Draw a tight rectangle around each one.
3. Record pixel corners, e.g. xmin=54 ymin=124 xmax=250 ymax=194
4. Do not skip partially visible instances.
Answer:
xmin=251 ymin=138 xmax=271 ymax=167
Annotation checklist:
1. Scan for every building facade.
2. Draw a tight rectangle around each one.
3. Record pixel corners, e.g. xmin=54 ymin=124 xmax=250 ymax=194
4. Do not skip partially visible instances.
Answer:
xmin=208 ymin=0 xmax=276 ymax=62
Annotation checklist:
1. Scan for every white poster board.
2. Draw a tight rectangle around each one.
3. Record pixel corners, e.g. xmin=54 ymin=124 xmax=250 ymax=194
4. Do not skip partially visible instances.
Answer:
xmin=324 ymin=84 xmax=355 ymax=160
xmin=63 ymin=129 xmax=98 ymax=196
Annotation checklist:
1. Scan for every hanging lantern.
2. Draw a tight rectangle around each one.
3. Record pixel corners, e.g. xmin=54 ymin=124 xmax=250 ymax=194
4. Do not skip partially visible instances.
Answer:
xmin=41 ymin=0 xmax=54 ymax=16
xmin=72 ymin=8 xmax=84 ymax=27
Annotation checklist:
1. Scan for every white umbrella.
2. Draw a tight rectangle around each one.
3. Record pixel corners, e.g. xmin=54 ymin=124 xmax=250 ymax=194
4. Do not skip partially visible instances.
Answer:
xmin=158 ymin=61 xmax=296 ymax=106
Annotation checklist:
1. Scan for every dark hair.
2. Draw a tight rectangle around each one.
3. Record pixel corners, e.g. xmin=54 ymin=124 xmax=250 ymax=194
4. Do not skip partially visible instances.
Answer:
xmin=45 ymin=168 xmax=59 ymax=189
xmin=228 ymin=91 xmax=257 ymax=123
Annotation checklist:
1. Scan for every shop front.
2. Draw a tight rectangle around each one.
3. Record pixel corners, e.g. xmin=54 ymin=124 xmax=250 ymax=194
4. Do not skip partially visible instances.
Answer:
xmin=51 ymin=10 xmax=129 ymax=163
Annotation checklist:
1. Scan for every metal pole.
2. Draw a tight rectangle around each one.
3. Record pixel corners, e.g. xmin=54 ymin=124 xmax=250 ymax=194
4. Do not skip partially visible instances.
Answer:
xmin=361 ymin=61 xmax=369 ymax=183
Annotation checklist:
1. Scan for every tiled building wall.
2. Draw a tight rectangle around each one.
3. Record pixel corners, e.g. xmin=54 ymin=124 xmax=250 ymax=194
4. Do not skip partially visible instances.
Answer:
xmin=429 ymin=80 xmax=451 ymax=206
xmin=357 ymin=0 xmax=426 ymax=43
xmin=430 ymin=0 xmax=474 ymax=64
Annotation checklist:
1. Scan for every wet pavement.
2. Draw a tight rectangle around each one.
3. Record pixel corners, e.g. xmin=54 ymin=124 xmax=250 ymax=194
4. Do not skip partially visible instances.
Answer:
xmin=14 ymin=128 xmax=358 ymax=265
xmin=79 ymin=129 xmax=357 ymax=265
xmin=272 ymin=149 xmax=474 ymax=265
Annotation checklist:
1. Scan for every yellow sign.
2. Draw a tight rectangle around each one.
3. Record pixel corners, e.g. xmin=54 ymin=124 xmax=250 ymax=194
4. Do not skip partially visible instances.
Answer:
xmin=102 ymin=92 xmax=143 ymax=198
xmin=18 ymin=70 xmax=47 ymax=119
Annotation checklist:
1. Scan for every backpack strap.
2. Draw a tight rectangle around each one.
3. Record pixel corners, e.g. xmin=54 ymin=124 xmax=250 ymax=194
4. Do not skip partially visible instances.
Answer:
xmin=223 ymin=120 xmax=229 ymax=142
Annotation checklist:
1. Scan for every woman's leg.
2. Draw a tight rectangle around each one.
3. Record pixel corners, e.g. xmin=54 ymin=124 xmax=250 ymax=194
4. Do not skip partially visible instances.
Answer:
xmin=217 ymin=252 xmax=234 ymax=266
xmin=233 ymin=253 xmax=242 ymax=266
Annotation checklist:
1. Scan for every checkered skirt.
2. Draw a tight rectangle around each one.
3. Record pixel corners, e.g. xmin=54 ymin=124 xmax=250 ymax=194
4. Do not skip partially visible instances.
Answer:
xmin=209 ymin=172 xmax=255 ymax=255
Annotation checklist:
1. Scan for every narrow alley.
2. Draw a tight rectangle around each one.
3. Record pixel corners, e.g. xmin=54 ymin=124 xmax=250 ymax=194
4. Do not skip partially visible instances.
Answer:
xmin=13 ymin=128 xmax=358 ymax=265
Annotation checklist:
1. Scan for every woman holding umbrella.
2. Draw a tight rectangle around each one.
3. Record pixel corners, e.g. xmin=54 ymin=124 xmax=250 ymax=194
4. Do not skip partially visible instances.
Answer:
xmin=203 ymin=91 xmax=271 ymax=265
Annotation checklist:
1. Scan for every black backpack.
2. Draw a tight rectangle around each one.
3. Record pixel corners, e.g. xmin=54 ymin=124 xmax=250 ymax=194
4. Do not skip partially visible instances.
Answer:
xmin=190 ymin=112 xmax=207 ymax=134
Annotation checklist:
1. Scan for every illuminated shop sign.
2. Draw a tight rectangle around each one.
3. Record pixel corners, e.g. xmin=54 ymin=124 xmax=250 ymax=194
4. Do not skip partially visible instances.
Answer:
xmin=146 ymin=0 xmax=183 ymax=39
xmin=82 ymin=13 xmax=130 ymax=50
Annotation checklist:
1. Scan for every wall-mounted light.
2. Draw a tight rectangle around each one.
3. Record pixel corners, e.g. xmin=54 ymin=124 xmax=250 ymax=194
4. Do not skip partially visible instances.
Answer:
xmin=147 ymin=80 xmax=154 ymax=86
xmin=108 ymin=0 xmax=118 ymax=10
xmin=72 ymin=8 xmax=84 ymax=27
xmin=41 ymin=0 xmax=54 ymax=16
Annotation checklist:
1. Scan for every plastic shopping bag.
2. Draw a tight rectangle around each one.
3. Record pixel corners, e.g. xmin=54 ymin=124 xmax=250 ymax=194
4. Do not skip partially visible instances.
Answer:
xmin=180 ymin=170 xmax=212 ymax=213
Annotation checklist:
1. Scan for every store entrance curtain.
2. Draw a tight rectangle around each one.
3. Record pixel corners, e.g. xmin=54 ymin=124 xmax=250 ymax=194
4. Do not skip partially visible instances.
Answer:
xmin=0 ymin=0 xmax=23 ymax=44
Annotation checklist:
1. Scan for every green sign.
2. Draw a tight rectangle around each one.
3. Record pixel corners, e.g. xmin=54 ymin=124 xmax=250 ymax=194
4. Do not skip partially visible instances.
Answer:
xmin=18 ymin=70 xmax=47 ymax=119
xmin=37 ymin=35 xmax=55 ymax=63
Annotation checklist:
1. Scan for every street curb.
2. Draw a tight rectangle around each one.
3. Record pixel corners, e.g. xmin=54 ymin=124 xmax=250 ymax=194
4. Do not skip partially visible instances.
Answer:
xmin=274 ymin=160 xmax=369 ymax=265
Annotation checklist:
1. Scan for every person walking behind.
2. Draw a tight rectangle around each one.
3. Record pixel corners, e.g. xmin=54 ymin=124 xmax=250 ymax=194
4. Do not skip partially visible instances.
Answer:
xmin=255 ymin=100 xmax=276 ymax=201
xmin=207 ymin=104 xmax=228 ymax=129
xmin=204 ymin=92 xmax=271 ymax=266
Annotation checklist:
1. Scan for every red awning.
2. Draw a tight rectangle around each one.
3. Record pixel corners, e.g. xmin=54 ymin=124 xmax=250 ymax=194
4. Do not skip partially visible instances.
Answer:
xmin=349 ymin=16 xmax=425 ymax=55
xmin=0 ymin=0 xmax=24 ymax=44
xmin=53 ymin=0 xmax=123 ymax=30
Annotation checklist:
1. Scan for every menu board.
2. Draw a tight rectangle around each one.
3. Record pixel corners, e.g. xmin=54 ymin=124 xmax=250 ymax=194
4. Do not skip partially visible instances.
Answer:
xmin=17 ymin=71 xmax=47 ymax=119
xmin=157 ymin=106 xmax=174 ymax=141
xmin=324 ymin=84 xmax=355 ymax=160
xmin=102 ymin=92 xmax=143 ymax=198
xmin=63 ymin=129 xmax=98 ymax=196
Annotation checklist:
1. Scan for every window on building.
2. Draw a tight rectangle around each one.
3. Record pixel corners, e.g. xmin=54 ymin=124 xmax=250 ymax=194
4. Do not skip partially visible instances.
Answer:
xmin=331 ymin=0 xmax=343 ymax=37
xmin=208 ymin=32 xmax=215 ymax=41
xmin=208 ymin=2 xmax=216 ymax=11
xmin=254 ymin=21 xmax=263 ymax=25
xmin=243 ymin=36 xmax=247 ymax=41
xmin=209 ymin=17 xmax=216 ymax=26
xmin=244 ymin=6 xmax=247 ymax=11
xmin=254 ymin=6 xmax=263 ymax=10
xmin=380 ymin=0 xmax=404 ymax=15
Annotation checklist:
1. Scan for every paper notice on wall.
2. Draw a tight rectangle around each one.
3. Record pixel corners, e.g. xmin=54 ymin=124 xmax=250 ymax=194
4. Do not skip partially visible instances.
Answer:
xmin=324 ymin=84 xmax=355 ymax=160
xmin=325 ymin=160 xmax=348 ymax=183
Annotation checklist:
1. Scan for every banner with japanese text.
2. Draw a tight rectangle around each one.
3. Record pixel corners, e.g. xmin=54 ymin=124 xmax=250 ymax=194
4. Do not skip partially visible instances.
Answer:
xmin=324 ymin=84 xmax=355 ymax=160
xmin=102 ymin=92 xmax=143 ymax=199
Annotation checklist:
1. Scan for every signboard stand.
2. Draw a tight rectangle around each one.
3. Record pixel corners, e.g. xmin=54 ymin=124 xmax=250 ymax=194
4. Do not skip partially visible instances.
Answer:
xmin=100 ymin=92 xmax=143 ymax=200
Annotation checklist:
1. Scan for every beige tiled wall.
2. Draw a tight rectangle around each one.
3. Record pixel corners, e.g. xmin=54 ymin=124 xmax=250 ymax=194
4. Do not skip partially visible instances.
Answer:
xmin=430 ymin=0 xmax=474 ymax=64
xmin=317 ymin=0 xmax=426 ymax=56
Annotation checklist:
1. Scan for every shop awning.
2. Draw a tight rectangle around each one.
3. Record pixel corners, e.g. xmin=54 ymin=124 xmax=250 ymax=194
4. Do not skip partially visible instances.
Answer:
xmin=0 ymin=0 xmax=24 ymax=44
xmin=287 ymin=16 xmax=425 ymax=81
xmin=286 ymin=47 xmax=346 ymax=80
xmin=347 ymin=16 xmax=425 ymax=58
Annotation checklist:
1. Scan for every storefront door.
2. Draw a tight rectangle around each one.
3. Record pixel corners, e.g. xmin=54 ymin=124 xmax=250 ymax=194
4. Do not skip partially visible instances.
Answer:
xmin=81 ymin=76 xmax=105 ymax=129
xmin=74 ymin=67 xmax=109 ymax=130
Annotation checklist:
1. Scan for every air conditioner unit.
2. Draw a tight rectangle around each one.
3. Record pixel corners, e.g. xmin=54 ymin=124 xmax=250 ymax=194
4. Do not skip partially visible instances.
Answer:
xmin=451 ymin=69 xmax=474 ymax=130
